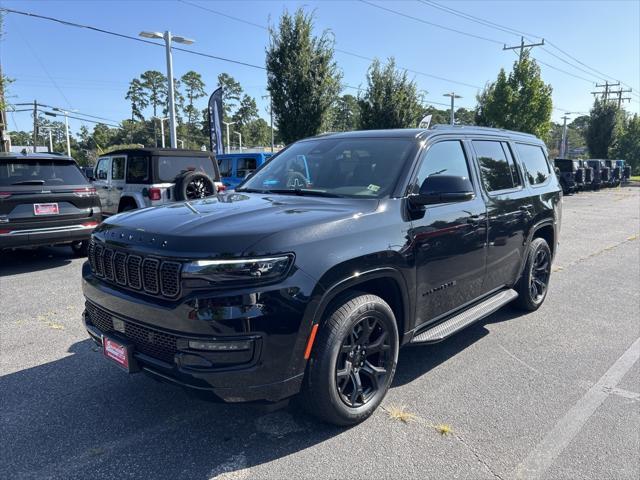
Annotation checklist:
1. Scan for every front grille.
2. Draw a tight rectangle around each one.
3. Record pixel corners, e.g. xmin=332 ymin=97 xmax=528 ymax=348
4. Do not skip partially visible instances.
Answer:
xmin=85 ymin=302 xmax=178 ymax=363
xmin=88 ymin=239 xmax=181 ymax=298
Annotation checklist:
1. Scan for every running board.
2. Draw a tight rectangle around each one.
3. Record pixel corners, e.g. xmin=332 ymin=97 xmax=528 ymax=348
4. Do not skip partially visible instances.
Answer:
xmin=411 ymin=289 xmax=518 ymax=344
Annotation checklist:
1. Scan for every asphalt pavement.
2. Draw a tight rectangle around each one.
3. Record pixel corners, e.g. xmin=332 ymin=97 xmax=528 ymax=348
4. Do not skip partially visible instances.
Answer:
xmin=1 ymin=185 xmax=639 ymax=480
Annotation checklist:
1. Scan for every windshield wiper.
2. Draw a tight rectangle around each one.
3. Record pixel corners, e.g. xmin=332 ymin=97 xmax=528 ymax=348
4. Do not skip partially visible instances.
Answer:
xmin=11 ymin=179 xmax=46 ymax=185
xmin=235 ymin=187 xmax=273 ymax=194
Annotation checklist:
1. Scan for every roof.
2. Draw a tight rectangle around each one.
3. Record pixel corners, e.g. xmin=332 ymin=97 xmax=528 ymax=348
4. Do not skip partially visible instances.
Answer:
xmin=100 ymin=148 xmax=213 ymax=157
xmin=309 ymin=125 xmax=541 ymax=142
xmin=0 ymin=152 xmax=75 ymax=161
xmin=217 ymin=152 xmax=274 ymax=158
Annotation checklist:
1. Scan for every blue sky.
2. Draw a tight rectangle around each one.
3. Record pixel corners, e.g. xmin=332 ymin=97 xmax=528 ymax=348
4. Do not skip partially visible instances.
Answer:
xmin=2 ymin=0 xmax=639 ymax=137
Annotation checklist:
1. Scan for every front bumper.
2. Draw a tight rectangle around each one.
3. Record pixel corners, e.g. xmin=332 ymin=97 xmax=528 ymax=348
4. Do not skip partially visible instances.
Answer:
xmin=81 ymin=261 xmax=318 ymax=403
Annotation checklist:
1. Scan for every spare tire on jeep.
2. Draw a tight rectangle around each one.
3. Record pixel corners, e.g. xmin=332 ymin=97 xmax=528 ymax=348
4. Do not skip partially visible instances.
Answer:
xmin=173 ymin=171 xmax=216 ymax=201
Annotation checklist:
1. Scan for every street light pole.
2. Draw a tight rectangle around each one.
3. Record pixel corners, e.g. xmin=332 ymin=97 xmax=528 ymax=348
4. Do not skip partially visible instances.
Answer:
xmin=560 ymin=114 xmax=573 ymax=158
xmin=443 ymin=92 xmax=462 ymax=125
xmin=140 ymin=31 xmax=194 ymax=149
xmin=223 ymin=121 xmax=236 ymax=153
xmin=234 ymin=131 xmax=242 ymax=152
xmin=152 ymin=116 xmax=168 ymax=148
xmin=63 ymin=111 xmax=71 ymax=156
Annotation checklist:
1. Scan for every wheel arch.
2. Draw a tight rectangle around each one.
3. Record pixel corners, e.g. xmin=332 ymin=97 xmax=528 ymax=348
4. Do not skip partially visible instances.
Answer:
xmin=117 ymin=196 xmax=139 ymax=212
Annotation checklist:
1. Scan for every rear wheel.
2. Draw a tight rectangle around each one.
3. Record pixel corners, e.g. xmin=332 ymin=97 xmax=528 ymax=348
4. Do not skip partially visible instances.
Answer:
xmin=70 ymin=240 xmax=89 ymax=257
xmin=514 ymin=237 xmax=552 ymax=311
xmin=301 ymin=293 xmax=399 ymax=425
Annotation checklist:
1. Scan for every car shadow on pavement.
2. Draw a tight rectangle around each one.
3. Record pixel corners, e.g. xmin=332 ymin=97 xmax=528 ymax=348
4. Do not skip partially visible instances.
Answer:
xmin=1 ymin=307 xmax=524 ymax=479
xmin=0 ymin=247 xmax=77 ymax=276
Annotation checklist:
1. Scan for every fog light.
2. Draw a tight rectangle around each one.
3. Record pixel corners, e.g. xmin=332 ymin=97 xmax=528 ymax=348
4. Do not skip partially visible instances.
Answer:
xmin=188 ymin=339 xmax=252 ymax=351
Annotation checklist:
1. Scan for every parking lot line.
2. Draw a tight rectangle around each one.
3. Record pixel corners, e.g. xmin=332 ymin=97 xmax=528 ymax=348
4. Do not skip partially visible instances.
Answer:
xmin=515 ymin=336 xmax=640 ymax=480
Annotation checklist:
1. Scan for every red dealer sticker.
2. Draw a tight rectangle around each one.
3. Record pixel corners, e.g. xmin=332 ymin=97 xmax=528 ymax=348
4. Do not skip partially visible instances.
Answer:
xmin=103 ymin=337 xmax=129 ymax=370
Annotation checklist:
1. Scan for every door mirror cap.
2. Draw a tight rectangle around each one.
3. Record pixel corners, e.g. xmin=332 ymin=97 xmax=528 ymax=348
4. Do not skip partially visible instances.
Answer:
xmin=410 ymin=175 xmax=474 ymax=206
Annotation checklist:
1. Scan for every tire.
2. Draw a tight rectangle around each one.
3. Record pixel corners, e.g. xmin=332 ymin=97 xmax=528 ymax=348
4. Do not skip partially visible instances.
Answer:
xmin=301 ymin=293 xmax=399 ymax=426
xmin=514 ymin=237 xmax=552 ymax=311
xmin=174 ymin=171 xmax=216 ymax=201
xmin=70 ymin=240 xmax=89 ymax=257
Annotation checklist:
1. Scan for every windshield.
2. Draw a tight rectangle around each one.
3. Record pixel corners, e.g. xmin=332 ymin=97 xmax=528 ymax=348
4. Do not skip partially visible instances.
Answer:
xmin=238 ymin=137 xmax=416 ymax=198
xmin=0 ymin=159 xmax=87 ymax=186
xmin=156 ymin=155 xmax=217 ymax=183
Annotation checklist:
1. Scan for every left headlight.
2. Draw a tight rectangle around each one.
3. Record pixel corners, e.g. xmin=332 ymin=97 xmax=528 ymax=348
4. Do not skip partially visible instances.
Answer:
xmin=182 ymin=254 xmax=294 ymax=287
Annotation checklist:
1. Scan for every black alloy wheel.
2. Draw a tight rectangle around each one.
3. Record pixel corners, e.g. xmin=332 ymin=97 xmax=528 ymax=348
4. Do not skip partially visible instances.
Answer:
xmin=185 ymin=177 xmax=214 ymax=200
xmin=530 ymin=247 xmax=550 ymax=303
xmin=335 ymin=316 xmax=392 ymax=408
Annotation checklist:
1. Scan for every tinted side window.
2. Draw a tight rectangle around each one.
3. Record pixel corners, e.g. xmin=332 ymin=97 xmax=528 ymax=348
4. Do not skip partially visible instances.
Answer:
xmin=218 ymin=158 xmax=232 ymax=177
xmin=516 ymin=143 xmax=550 ymax=185
xmin=126 ymin=155 xmax=150 ymax=183
xmin=473 ymin=140 xmax=514 ymax=192
xmin=414 ymin=141 xmax=470 ymax=192
xmin=112 ymin=156 xmax=125 ymax=180
xmin=502 ymin=142 xmax=521 ymax=187
xmin=237 ymin=158 xmax=257 ymax=178
xmin=96 ymin=158 xmax=109 ymax=180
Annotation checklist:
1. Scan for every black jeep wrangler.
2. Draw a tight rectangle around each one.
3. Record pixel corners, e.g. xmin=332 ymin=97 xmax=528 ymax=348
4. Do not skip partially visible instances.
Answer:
xmin=577 ymin=160 xmax=594 ymax=189
xmin=586 ymin=160 xmax=610 ymax=190
xmin=82 ymin=127 xmax=561 ymax=425
xmin=604 ymin=160 xmax=621 ymax=187
xmin=554 ymin=158 xmax=585 ymax=194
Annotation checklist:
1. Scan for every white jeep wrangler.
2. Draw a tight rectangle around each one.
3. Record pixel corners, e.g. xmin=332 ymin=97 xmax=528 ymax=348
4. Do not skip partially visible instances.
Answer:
xmin=91 ymin=148 xmax=223 ymax=215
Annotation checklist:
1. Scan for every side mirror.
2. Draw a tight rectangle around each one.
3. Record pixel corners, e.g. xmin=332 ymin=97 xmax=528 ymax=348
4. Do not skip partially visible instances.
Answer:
xmin=410 ymin=175 xmax=474 ymax=206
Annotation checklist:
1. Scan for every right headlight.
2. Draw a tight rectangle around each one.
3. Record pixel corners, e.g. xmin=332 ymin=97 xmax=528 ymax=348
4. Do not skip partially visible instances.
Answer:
xmin=182 ymin=254 xmax=294 ymax=287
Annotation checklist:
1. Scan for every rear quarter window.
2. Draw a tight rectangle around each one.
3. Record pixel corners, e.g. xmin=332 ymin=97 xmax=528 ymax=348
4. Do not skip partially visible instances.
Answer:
xmin=516 ymin=144 xmax=550 ymax=185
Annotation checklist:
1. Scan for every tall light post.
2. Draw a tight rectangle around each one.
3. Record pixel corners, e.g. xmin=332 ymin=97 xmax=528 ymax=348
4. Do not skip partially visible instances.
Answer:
xmin=140 ymin=31 xmax=194 ymax=148
xmin=262 ymin=94 xmax=274 ymax=152
xmin=234 ymin=131 xmax=242 ymax=152
xmin=152 ymin=116 xmax=168 ymax=148
xmin=40 ymin=126 xmax=57 ymax=152
xmin=442 ymin=92 xmax=462 ymax=125
xmin=222 ymin=121 xmax=236 ymax=153
xmin=52 ymin=107 xmax=73 ymax=156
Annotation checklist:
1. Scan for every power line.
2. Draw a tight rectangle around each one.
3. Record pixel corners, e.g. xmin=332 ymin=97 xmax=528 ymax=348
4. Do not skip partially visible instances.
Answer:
xmin=178 ymin=0 xmax=483 ymax=90
xmin=359 ymin=0 xmax=504 ymax=45
xmin=1 ymin=7 xmax=266 ymax=71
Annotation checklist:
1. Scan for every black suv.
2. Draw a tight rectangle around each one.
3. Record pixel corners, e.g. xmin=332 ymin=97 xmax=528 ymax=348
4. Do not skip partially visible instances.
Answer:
xmin=82 ymin=127 xmax=561 ymax=425
xmin=577 ymin=160 xmax=594 ymax=188
xmin=554 ymin=158 xmax=585 ymax=194
xmin=604 ymin=160 xmax=621 ymax=187
xmin=586 ymin=160 xmax=610 ymax=190
xmin=1 ymin=152 xmax=101 ymax=254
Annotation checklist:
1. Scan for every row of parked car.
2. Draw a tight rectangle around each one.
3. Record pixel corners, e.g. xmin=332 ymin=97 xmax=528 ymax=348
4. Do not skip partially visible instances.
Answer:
xmin=554 ymin=158 xmax=632 ymax=194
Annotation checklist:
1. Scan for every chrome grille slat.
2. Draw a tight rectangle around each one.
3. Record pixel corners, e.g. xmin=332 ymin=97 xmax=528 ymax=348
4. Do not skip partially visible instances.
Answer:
xmin=88 ymin=240 xmax=181 ymax=298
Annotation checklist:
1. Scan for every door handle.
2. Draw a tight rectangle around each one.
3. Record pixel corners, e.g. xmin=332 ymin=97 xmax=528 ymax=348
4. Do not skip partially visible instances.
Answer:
xmin=115 ymin=187 xmax=123 ymax=191
xmin=467 ymin=215 xmax=483 ymax=227
xmin=519 ymin=205 xmax=533 ymax=212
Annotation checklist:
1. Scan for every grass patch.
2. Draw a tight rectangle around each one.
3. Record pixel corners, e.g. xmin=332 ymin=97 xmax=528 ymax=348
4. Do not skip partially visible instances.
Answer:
xmin=630 ymin=176 xmax=640 ymax=182
xmin=383 ymin=405 xmax=416 ymax=423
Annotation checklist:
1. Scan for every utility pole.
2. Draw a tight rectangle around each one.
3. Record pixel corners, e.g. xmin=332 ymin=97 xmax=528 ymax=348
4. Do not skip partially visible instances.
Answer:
xmin=560 ymin=114 xmax=573 ymax=158
xmin=63 ymin=111 xmax=71 ymax=156
xmin=503 ymin=36 xmax=545 ymax=62
xmin=591 ymin=81 xmax=620 ymax=102
xmin=32 ymin=100 xmax=38 ymax=151
xmin=0 ymin=63 xmax=9 ymax=152
xmin=270 ymin=96 xmax=274 ymax=152
xmin=442 ymin=92 xmax=462 ymax=125
xmin=609 ymin=88 xmax=632 ymax=109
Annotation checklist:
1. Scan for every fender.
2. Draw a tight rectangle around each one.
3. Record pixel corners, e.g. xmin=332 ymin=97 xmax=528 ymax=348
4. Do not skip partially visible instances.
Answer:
xmin=308 ymin=265 xmax=412 ymax=341
xmin=515 ymin=218 xmax=556 ymax=279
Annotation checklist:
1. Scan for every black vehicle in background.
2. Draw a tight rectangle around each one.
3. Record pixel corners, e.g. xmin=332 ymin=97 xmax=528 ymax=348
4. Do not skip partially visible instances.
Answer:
xmin=617 ymin=160 xmax=631 ymax=183
xmin=577 ymin=160 xmax=594 ymax=189
xmin=554 ymin=158 xmax=585 ymax=194
xmin=604 ymin=160 xmax=621 ymax=187
xmin=82 ymin=126 xmax=561 ymax=425
xmin=586 ymin=160 xmax=610 ymax=190
xmin=0 ymin=153 xmax=101 ymax=255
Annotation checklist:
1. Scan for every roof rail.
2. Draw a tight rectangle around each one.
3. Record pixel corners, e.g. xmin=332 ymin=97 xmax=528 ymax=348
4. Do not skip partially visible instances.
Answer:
xmin=429 ymin=124 xmax=538 ymax=138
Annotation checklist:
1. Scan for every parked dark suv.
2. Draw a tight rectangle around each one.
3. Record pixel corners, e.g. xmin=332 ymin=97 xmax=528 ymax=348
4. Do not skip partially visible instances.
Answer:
xmin=577 ymin=160 xmax=594 ymax=188
xmin=82 ymin=127 xmax=561 ymax=425
xmin=554 ymin=158 xmax=585 ymax=194
xmin=1 ymin=152 xmax=101 ymax=254
xmin=586 ymin=160 xmax=610 ymax=190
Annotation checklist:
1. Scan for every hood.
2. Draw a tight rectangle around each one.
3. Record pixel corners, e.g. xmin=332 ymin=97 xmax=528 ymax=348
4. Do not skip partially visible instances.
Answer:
xmin=95 ymin=192 xmax=379 ymax=257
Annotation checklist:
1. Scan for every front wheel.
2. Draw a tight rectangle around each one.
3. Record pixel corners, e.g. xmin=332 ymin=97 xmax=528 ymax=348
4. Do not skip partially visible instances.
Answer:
xmin=514 ymin=237 xmax=552 ymax=311
xmin=301 ymin=293 xmax=399 ymax=425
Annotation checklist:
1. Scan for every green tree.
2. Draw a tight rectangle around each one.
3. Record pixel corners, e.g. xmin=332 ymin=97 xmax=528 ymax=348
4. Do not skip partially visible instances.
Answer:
xmin=266 ymin=8 xmax=342 ymax=144
xmin=125 ymin=78 xmax=148 ymax=121
xmin=217 ymin=73 xmax=243 ymax=120
xmin=329 ymin=94 xmax=360 ymax=131
xmin=140 ymin=70 xmax=167 ymax=117
xmin=585 ymin=100 xmax=622 ymax=158
xmin=181 ymin=71 xmax=206 ymax=126
xmin=612 ymin=114 xmax=640 ymax=173
xmin=358 ymin=58 xmax=422 ymax=130
xmin=475 ymin=51 xmax=553 ymax=138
